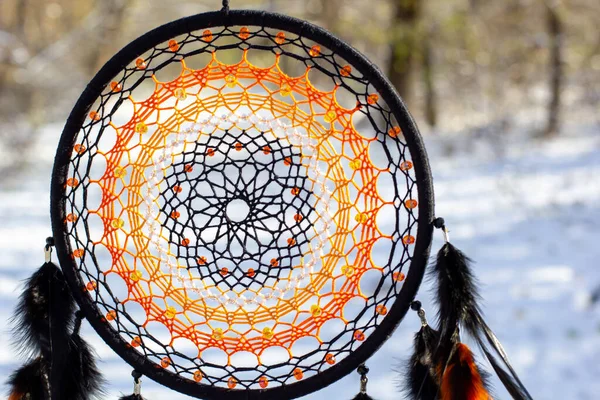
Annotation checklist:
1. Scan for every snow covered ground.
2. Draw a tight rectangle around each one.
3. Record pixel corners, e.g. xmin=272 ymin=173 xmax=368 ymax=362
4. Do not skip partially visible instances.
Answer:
xmin=1 ymin=120 xmax=599 ymax=399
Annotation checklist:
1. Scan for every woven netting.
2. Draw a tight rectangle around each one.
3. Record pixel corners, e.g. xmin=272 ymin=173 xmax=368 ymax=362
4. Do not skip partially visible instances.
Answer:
xmin=62 ymin=24 xmax=419 ymax=391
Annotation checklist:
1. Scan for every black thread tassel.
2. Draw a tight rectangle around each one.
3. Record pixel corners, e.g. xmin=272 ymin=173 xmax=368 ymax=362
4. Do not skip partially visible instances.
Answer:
xmin=11 ymin=261 xmax=75 ymax=357
xmin=9 ymin=255 xmax=76 ymax=400
xmin=433 ymin=242 xmax=533 ymax=400
xmin=61 ymin=311 xmax=104 ymax=400
xmin=7 ymin=358 xmax=46 ymax=400
xmin=405 ymin=302 xmax=440 ymax=400
xmin=118 ymin=396 xmax=146 ymax=400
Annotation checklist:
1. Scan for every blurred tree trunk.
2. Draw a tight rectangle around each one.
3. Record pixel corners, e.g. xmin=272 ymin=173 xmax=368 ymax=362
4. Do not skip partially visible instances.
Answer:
xmin=422 ymin=27 xmax=437 ymax=127
xmin=388 ymin=0 xmax=422 ymax=109
xmin=544 ymin=2 xmax=563 ymax=136
xmin=86 ymin=0 xmax=129 ymax=74
xmin=321 ymin=0 xmax=342 ymax=32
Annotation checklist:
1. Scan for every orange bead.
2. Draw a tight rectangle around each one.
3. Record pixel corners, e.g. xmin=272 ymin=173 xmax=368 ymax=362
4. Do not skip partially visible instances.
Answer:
xmin=283 ymin=157 xmax=292 ymax=166
xmin=376 ymin=305 xmax=388 ymax=315
xmin=225 ymin=74 xmax=237 ymax=88
xmin=206 ymin=148 xmax=215 ymax=157
xmin=220 ymin=267 xmax=228 ymax=276
xmin=135 ymin=122 xmax=148 ymax=134
xmin=66 ymin=213 xmax=77 ymax=222
xmin=388 ymin=126 xmax=401 ymax=138
xmin=181 ymin=238 xmax=190 ymax=246
xmin=197 ymin=256 xmax=207 ymax=265
xmin=341 ymin=265 xmax=355 ymax=277
xmin=106 ymin=310 xmax=117 ymax=321
xmin=405 ymin=199 xmax=418 ymax=209
xmin=66 ymin=178 xmax=78 ymax=187
xmin=202 ymin=29 xmax=213 ymax=42
xmin=280 ymin=84 xmax=292 ymax=96
xmin=262 ymin=327 xmax=274 ymax=340
xmin=340 ymin=65 xmax=352 ymax=77
xmin=367 ymin=93 xmax=379 ymax=105
xmin=86 ymin=281 xmax=97 ymax=291
xmin=171 ymin=210 xmax=180 ymax=219
xmin=130 ymin=270 xmax=142 ymax=282
xmin=310 ymin=304 xmax=322 ymax=317
xmin=354 ymin=213 xmax=368 ymax=224
xmin=161 ymin=357 xmax=171 ymax=368
xmin=89 ymin=111 xmax=100 ymax=121
xmin=73 ymin=249 xmax=84 ymax=258
xmin=325 ymin=353 xmax=335 ymax=365
xmin=400 ymin=161 xmax=413 ymax=171
xmin=263 ymin=146 xmax=271 ymax=155
xmin=131 ymin=336 xmax=142 ymax=347
xmin=73 ymin=144 xmax=86 ymax=154
xmin=239 ymin=27 xmax=250 ymax=39
xmin=212 ymin=328 xmax=224 ymax=340
xmin=294 ymin=213 xmax=303 ymax=222
xmin=247 ymin=268 xmax=255 ymax=277
xmin=135 ymin=58 xmax=147 ymax=69
xmin=275 ymin=31 xmax=286 ymax=44
xmin=234 ymin=142 xmax=243 ymax=151
xmin=228 ymin=377 xmax=237 ymax=389
xmin=173 ymin=185 xmax=183 ymax=193
xmin=393 ymin=271 xmax=405 ymax=282
xmin=184 ymin=164 xmax=193 ymax=173
xmin=111 ymin=218 xmax=124 ymax=229
xmin=110 ymin=81 xmax=122 ymax=92
xmin=309 ymin=45 xmax=321 ymax=57
xmin=354 ymin=330 xmax=365 ymax=341
xmin=324 ymin=110 xmax=336 ymax=123
xmin=168 ymin=39 xmax=179 ymax=52
xmin=270 ymin=258 xmax=279 ymax=267
xmin=402 ymin=235 xmax=415 ymax=245
xmin=259 ymin=376 xmax=269 ymax=388
xmin=193 ymin=370 xmax=203 ymax=382
xmin=165 ymin=306 xmax=176 ymax=319
xmin=293 ymin=368 xmax=303 ymax=380
xmin=114 ymin=167 xmax=127 ymax=178
xmin=287 ymin=238 xmax=296 ymax=246
xmin=291 ymin=187 xmax=300 ymax=196
xmin=174 ymin=88 xmax=187 ymax=100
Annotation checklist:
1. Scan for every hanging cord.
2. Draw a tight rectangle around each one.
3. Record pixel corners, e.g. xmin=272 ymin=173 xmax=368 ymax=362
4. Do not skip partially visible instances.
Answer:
xmin=45 ymin=237 xmax=54 ymax=263
xmin=46 ymin=237 xmax=55 ymax=400
xmin=132 ymin=370 xmax=143 ymax=396
xmin=357 ymin=364 xmax=369 ymax=394
xmin=221 ymin=0 xmax=230 ymax=14
xmin=410 ymin=300 xmax=428 ymax=327
xmin=433 ymin=217 xmax=449 ymax=243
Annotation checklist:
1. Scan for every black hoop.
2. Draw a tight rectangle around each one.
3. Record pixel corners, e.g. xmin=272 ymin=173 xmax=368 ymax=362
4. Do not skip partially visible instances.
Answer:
xmin=50 ymin=9 xmax=434 ymax=400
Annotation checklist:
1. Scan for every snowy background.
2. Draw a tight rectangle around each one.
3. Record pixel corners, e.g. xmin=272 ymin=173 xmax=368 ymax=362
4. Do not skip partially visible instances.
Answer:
xmin=1 ymin=0 xmax=600 ymax=398
xmin=1 ymin=115 xmax=599 ymax=399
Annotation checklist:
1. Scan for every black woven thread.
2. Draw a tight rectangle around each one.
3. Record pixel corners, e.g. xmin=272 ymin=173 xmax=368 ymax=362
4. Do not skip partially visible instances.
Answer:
xmin=50 ymin=9 xmax=435 ymax=400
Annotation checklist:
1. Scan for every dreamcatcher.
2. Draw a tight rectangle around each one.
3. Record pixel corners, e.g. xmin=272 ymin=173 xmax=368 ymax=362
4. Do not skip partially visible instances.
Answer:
xmin=7 ymin=1 xmax=532 ymax=399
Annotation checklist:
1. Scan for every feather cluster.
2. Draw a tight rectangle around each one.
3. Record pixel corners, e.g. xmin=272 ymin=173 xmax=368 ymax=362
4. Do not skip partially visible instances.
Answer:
xmin=404 ymin=243 xmax=533 ymax=400
xmin=7 ymin=261 xmax=104 ymax=400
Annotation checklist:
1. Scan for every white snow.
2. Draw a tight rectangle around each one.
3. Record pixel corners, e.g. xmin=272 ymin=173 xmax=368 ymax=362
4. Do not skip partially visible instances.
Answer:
xmin=1 ymin=120 xmax=599 ymax=399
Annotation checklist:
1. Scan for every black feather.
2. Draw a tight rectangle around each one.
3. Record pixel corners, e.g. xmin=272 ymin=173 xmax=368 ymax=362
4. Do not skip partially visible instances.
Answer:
xmin=118 ymin=395 xmax=146 ymax=400
xmin=352 ymin=393 xmax=375 ymax=400
xmin=405 ymin=324 xmax=440 ymax=400
xmin=433 ymin=242 xmax=533 ymax=400
xmin=6 ymin=357 xmax=47 ymax=400
xmin=11 ymin=262 xmax=75 ymax=357
xmin=61 ymin=323 xmax=105 ymax=400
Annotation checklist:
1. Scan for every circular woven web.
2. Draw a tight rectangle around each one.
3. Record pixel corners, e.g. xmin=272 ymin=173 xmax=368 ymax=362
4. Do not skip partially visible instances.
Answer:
xmin=52 ymin=10 xmax=433 ymax=400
